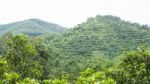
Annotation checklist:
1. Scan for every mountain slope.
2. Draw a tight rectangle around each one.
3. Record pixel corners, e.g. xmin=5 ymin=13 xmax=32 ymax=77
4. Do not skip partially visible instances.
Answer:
xmin=48 ymin=15 xmax=150 ymax=57
xmin=0 ymin=18 xmax=67 ymax=35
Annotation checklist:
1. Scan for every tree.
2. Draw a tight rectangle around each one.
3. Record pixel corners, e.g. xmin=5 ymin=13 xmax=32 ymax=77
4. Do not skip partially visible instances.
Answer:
xmin=76 ymin=68 xmax=116 ymax=84
xmin=107 ymin=48 xmax=150 ymax=84
xmin=120 ymin=49 xmax=150 ymax=83
xmin=4 ymin=35 xmax=43 ymax=79
xmin=0 ymin=58 xmax=7 ymax=80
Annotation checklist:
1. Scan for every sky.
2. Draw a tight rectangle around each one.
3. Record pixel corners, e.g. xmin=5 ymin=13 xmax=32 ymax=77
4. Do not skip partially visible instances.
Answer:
xmin=0 ymin=0 xmax=149 ymax=28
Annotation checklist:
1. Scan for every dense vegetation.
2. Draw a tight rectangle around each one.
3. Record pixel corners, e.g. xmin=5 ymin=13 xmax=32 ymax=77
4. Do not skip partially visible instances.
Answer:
xmin=0 ymin=15 xmax=150 ymax=84
xmin=49 ymin=15 xmax=150 ymax=57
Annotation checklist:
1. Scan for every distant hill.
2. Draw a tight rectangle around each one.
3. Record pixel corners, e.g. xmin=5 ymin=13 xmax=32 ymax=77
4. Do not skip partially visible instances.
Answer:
xmin=0 ymin=18 xmax=67 ymax=36
xmin=48 ymin=15 xmax=150 ymax=57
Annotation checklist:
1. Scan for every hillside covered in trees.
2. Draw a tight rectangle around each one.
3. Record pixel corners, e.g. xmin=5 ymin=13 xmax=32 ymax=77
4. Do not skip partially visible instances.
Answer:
xmin=0 ymin=18 xmax=67 ymax=36
xmin=48 ymin=15 xmax=150 ymax=57
xmin=0 ymin=15 xmax=150 ymax=84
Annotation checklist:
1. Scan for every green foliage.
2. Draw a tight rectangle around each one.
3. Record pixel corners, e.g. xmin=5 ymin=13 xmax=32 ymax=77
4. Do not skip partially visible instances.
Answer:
xmin=5 ymin=35 xmax=36 ymax=67
xmin=5 ymin=35 xmax=36 ymax=72
xmin=100 ymin=78 xmax=116 ymax=84
xmin=51 ymin=79 xmax=69 ymax=84
xmin=3 ymin=72 xmax=20 ymax=84
xmin=42 ymin=79 xmax=69 ymax=84
xmin=1 ymin=15 xmax=150 ymax=84
xmin=21 ymin=62 xmax=43 ymax=79
xmin=42 ymin=79 xmax=51 ymax=84
xmin=120 ymin=49 xmax=150 ymax=83
xmin=19 ymin=78 xmax=39 ymax=84
xmin=76 ymin=68 xmax=116 ymax=84
xmin=2 ymin=35 xmax=44 ymax=79
xmin=49 ymin=15 xmax=150 ymax=57
xmin=106 ymin=48 xmax=150 ymax=84
xmin=0 ymin=32 xmax=13 ymax=55
xmin=0 ymin=59 xmax=7 ymax=79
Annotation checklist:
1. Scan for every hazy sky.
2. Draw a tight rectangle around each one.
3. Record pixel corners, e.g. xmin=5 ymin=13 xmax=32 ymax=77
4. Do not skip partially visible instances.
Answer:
xmin=0 ymin=0 xmax=149 ymax=27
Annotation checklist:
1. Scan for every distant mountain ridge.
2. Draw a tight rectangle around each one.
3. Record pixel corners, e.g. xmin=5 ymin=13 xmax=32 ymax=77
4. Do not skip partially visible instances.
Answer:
xmin=0 ymin=18 xmax=67 ymax=36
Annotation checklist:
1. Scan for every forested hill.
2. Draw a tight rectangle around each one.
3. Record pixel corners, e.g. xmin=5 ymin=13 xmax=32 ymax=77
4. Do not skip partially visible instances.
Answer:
xmin=0 ymin=15 xmax=150 ymax=83
xmin=48 ymin=15 xmax=150 ymax=57
xmin=0 ymin=18 xmax=67 ymax=36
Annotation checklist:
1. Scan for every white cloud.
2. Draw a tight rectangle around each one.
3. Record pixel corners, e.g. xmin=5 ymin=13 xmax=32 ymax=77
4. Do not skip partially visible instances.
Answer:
xmin=0 ymin=0 xmax=149 ymax=27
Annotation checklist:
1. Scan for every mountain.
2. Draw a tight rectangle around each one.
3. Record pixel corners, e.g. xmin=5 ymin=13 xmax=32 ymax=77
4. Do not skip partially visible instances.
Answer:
xmin=48 ymin=15 xmax=150 ymax=57
xmin=1 ymin=15 xmax=150 ymax=83
xmin=0 ymin=18 xmax=67 ymax=36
